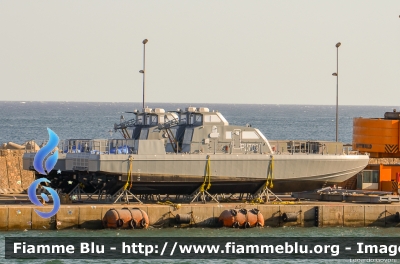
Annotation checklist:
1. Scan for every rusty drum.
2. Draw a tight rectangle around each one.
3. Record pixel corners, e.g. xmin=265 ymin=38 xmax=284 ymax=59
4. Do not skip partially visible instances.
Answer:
xmin=219 ymin=208 xmax=264 ymax=228
xmin=103 ymin=207 xmax=149 ymax=229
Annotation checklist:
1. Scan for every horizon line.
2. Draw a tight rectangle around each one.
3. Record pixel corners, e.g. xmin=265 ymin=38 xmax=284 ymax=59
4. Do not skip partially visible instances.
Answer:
xmin=0 ymin=100 xmax=399 ymax=108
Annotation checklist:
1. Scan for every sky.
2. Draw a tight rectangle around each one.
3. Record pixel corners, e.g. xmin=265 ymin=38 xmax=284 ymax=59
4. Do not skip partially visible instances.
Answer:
xmin=1 ymin=1 xmax=400 ymax=105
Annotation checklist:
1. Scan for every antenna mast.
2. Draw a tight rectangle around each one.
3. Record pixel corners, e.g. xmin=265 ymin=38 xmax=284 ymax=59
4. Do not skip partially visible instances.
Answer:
xmin=139 ymin=39 xmax=148 ymax=109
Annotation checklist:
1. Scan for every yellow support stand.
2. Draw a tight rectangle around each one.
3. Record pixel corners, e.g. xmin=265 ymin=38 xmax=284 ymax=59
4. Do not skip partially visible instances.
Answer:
xmin=113 ymin=156 xmax=142 ymax=204
xmin=254 ymin=155 xmax=282 ymax=202
xmin=190 ymin=156 xmax=219 ymax=204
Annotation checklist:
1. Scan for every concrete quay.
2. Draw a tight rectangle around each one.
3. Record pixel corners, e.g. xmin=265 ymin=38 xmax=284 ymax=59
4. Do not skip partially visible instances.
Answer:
xmin=1 ymin=195 xmax=400 ymax=230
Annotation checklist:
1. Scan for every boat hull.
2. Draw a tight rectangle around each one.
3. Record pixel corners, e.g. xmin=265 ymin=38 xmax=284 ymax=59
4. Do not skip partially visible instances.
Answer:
xmin=24 ymin=152 xmax=369 ymax=194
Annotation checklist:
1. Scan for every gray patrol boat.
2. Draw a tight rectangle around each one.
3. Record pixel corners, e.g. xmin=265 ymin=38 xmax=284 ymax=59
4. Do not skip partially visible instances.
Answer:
xmin=23 ymin=106 xmax=369 ymax=196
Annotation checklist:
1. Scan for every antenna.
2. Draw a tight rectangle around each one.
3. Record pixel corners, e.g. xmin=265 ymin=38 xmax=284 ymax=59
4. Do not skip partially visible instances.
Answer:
xmin=139 ymin=39 xmax=148 ymax=109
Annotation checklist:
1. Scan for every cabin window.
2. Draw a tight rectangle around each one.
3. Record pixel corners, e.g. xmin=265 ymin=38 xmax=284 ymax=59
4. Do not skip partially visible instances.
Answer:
xmin=204 ymin=115 xmax=221 ymax=123
xmin=194 ymin=114 xmax=202 ymax=125
xmin=151 ymin=115 xmax=158 ymax=125
xmin=361 ymin=170 xmax=379 ymax=183
xmin=180 ymin=114 xmax=187 ymax=124
xmin=189 ymin=114 xmax=195 ymax=124
xmin=357 ymin=173 xmax=362 ymax=189
xmin=137 ymin=115 xmax=143 ymax=125
xmin=159 ymin=116 xmax=164 ymax=123
xmin=225 ymin=131 xmax=232 ymax=139
xmin=372 ymin=171 xmax=379 ymax=183
xmin=242 ymin=131 xmax=260 ymax=139
xmin=357 ymin=170 xmax=379 ymax=190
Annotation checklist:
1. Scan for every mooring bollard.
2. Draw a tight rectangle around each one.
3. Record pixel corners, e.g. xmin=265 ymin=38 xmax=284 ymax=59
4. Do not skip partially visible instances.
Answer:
xmin=282 ymin=212 xmax=297 ymax=222
xmin=176 ymin=213 xmax=191 ymax=224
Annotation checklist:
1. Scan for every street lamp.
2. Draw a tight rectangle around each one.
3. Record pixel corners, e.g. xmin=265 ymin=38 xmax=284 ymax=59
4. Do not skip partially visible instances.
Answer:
xmin=332 ymin=42 xmax=341 ymax=142
xmin=139 ymin=39 xmax=148 ymax=109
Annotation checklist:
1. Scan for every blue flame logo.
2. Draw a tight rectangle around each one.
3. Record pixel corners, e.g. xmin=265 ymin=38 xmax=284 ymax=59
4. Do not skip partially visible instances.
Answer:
xmin=29 ymin=128 xmax=61 ymax=218
xmin=28 ymin=178 xmax=61 ymax=218
xmin=33 ymin=128 xmax=59 ymax=175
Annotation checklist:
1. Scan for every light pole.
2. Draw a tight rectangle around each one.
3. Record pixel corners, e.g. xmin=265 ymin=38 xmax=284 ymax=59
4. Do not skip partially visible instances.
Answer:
xmin=332 ymin=42 xmax=341 ymax=142
xmin=140 ymin=39 xmax=148 ymax=109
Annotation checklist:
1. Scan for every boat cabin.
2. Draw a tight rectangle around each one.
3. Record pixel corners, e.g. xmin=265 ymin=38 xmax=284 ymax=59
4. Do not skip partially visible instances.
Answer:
xmin=166 ymin=106 xmax=270 ymax=154
xmin=114 ymin=106 xmax=273 ymax=154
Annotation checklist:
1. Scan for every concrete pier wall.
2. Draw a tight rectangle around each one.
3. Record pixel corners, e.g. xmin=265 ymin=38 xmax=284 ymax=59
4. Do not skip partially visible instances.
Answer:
xmin=1 ymin=203 xmax=400 ymax=230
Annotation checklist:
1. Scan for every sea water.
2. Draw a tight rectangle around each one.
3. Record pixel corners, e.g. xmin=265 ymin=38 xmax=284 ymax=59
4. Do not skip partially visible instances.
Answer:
xmin=0 ymin=101 xmax=397 ymax=144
